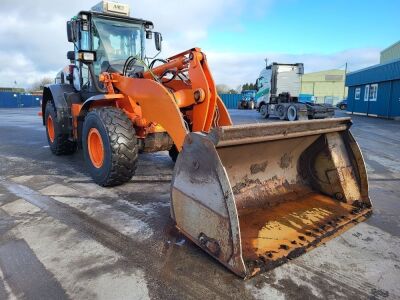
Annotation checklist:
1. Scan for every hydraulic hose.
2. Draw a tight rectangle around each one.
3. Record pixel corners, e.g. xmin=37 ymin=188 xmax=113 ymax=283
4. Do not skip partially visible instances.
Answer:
xmin=88 ymin=63 xmax=107 ymax=93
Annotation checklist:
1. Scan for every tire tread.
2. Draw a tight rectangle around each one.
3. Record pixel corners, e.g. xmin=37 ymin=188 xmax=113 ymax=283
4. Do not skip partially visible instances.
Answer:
xmin=45 ymin=101 xmax=76 ymax=155
xmin=90 ymin=107 xmax=138 ymax=186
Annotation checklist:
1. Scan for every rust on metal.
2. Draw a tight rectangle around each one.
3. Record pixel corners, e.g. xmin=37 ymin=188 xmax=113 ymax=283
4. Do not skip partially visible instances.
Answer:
xmin=171 ymin=118 xmax=371 ymax=279
xmin=239 ymin=192 xmax=371 ymax=276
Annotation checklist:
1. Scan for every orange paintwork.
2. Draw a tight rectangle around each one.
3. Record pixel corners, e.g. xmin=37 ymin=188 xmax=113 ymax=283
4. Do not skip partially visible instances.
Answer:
xmin=71 ymin=104 xmax=82 ymax=138
xmin=47 ymin=115 xmax=55 ymax=143
xmin=70 ymin=48 xmax=231 ymax=151
xmin=87 ymin=128 xmax=104 ymax=168
xmin=216 ymin=96 xmax=233 ymax=126
xmin=111 ymin=74 xmax=188 ymax=150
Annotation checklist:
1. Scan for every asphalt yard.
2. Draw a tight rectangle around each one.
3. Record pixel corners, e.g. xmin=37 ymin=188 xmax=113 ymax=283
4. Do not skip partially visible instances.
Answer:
xmin=0 ymin=108 xmax=399 ymax=299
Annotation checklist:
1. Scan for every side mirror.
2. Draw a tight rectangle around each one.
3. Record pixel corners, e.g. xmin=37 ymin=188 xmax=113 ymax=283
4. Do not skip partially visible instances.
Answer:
xmin=67 ymin=51 xmax=75 ymax=62
xmin=145 ymin=31 xmax=153 ymax=39
xmin=67 ymin=21 xmax=77 ymax=43
xmin=154 ymin=32 xmax=162 ymax=51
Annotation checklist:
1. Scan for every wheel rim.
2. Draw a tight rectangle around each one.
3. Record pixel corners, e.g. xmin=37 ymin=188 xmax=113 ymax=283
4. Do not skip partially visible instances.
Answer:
xmin=260 ymin=105 xmax=267 ymax=116
xmin=88 ymin=128 xmax=104 ymax=168
xmin=288 ymin=106 xmax=297 ymax=121
xmin=277 ymin=106 xmax=285 ymax=118
xmin=47 ymin=115 xmax=55 ymax=143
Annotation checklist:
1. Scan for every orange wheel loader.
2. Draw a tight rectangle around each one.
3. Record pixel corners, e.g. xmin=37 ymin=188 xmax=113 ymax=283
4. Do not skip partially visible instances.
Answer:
xmin=41 ymin=1 xmax=372 ymax=278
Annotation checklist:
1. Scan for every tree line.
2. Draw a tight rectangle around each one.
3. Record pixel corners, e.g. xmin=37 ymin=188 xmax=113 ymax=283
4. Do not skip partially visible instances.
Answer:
xmin=216 ymin=82 xmax=257 ymax=94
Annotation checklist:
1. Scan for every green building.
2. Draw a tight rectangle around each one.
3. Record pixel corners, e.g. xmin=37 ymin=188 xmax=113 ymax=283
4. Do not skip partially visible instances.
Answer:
xmin=300 ymin=69 xmax=347 ymax=105
xmin=380 ymin=41 xmax=400 ymax=64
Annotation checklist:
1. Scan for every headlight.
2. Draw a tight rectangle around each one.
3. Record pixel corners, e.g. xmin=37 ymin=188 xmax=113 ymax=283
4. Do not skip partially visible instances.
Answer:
xmin=78 ymin=51 xmax=96 ymax=63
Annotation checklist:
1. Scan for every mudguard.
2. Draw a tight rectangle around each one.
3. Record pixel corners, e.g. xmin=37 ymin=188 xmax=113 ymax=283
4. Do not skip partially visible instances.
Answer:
xmin=42 ymin=84 xmax=75 ymax=134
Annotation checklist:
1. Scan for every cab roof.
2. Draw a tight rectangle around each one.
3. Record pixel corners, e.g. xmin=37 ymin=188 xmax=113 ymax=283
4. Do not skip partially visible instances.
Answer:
xmin=77 ymin=10 xmax=154 ymax=28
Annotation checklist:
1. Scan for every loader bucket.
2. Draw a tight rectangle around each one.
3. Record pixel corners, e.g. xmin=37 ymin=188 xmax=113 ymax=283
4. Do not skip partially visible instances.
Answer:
xmin=171 ymin=117 xmax=371 ymax=278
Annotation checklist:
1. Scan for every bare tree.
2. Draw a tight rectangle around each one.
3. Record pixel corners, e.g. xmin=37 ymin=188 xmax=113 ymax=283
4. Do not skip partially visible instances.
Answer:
xmin=216 ymin=84 xmax=230 ymax=94
xmin=28 ymin=77 xmax=53 ymax=92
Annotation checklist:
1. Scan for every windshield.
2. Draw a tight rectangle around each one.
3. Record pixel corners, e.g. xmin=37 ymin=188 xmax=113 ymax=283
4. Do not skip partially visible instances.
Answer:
xmin=243 ymin=91 xmax=256 ymax=99
xmin=92 ymin=16 xmax=144 ymax=74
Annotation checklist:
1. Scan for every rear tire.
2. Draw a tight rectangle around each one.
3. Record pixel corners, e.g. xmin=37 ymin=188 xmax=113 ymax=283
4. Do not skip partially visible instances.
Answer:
xmin=82 ymin=107 xmax=138 ymax=187
xmin=276 ymin=104 xmax=287 ymax=120
xmin=45 ymin=101 xmax=76 ymax=155
xmin=169 ymin=144 xmax=179 ymax=162
xmin=287 ymin=105 xmax=298 ymax=121
xmin=340 ymin=104 xmax=346 ymax=110
xmin=260 ymin=104 xmax=269 ymax=118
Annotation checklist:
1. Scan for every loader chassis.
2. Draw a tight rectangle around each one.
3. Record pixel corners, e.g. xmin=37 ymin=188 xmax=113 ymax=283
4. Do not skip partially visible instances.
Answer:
xmin=41 ymin=2 xmax=371 ymax=279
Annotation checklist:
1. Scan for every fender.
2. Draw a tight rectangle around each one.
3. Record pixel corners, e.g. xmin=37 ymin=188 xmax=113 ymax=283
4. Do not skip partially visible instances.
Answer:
xmin=78 ymin=94 xmax=122 ymax=117
xmin=41 ymin=84 xmax=76 ymax=135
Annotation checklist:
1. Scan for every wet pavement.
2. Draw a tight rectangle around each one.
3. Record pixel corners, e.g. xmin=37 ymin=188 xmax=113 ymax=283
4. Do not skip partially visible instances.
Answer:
xmin=0 ymin=108 xmax=399 ymax=299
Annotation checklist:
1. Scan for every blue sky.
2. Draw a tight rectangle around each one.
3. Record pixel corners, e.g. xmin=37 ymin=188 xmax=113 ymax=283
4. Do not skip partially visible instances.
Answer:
xmin=203 ymin=0 xmax=399 ymax=54
xmin=0 ymin=0 xmax=398 ymax=88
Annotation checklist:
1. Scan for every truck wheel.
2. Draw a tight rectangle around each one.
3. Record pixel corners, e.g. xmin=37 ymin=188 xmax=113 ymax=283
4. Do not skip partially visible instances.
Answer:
xmin=82 ymin=107 xmax=138 ymax=187
xmin=340 ymin=104 xmax=346 ymax=110
xmin=249 ymin=101 xmax=255 ymax=110
xmin=169 ymin=144 xmax=179 ymax=162
xmin=45 ymin=101 xmax=76 ymax=155
xmin=287 ymin=105 xmax=298 ymax=121
xmin=260 ymin=104 xmax=269 ymax=118
xmin=276 ymin=105 xmax=287 ymax=120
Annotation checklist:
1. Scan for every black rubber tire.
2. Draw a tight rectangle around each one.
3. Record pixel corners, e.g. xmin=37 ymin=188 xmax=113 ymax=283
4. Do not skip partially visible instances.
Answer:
xmin=169 ymin=144 xmax=179 ymax=162
xmin=260 ymin=104 xmax=269 ymax=118
xmin=287 ymin=105 xmax=298 ymax=121
xmin=82 ymin=107 xmax=138 ymax=187
xmin=276 ymin=105 xmax=287 ymax=120
xmin=340 ymin=104 xmax=347 ymax=110
xmin=45 ymin=101 xmax=76 ymax=155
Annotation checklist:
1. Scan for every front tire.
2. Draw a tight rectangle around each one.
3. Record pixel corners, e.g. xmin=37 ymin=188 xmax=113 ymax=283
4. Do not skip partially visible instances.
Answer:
xmin=169 ymin=144 xmax=179 ymax=162
xmin=82 ymin=107 xmax=138 ymax=187
xmin=45 ymin=101 xmax=76 ymax=155
xmin=260 ymin=104 xmax=269 ymax=118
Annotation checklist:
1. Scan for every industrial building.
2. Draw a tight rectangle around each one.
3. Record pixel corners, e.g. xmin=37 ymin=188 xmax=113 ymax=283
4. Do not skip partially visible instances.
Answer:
xmin=380 ymin=41 xmax=400 ymax=64
xmin=346 ymin=41 xmax=400 ymax=119
xmin=300 ymin=69 xmax=347 ymax=105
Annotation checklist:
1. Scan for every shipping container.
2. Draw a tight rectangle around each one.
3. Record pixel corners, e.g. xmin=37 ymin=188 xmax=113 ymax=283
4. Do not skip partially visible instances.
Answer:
xmin=219 ymin=94 xmax=241 ymax=109
xmin=0 ymin=92 xmax=42 ymax=108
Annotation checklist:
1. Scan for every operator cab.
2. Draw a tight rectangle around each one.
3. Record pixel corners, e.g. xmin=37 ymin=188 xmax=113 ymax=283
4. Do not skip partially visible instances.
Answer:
xmin=64 ymin=1 xmax=162 ymax=94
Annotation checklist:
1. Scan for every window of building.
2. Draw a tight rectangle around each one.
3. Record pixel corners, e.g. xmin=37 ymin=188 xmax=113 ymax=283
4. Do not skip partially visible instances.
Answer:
xmin=369 ymin=84 xmax=378 ymax=101
xmin=355 ymin=87 xmax=361 ymax=100
xmin=364 ymin=85 xmax=370 ymax=101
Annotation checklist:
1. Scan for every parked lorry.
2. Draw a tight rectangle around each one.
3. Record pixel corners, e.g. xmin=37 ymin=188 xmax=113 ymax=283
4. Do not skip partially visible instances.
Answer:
xmin=40 ymin=1 xmax=371 ymax=278
xmin=256 ymin=62 xmax=334 ymax=120
xmin=237 ymin=90 xmax=256 ymax=109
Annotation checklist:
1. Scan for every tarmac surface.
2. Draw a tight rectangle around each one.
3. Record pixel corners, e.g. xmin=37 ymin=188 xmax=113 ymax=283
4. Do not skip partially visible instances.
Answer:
xmin=0 ymin=107 xmax=399 ymax=299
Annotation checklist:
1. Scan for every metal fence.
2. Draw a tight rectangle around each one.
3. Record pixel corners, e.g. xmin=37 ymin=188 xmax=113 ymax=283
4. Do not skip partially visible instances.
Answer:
xmin=0 ymin=92 xmax=42 ymax=108
xmin=219 ymin=94 xmax=241 ymax=109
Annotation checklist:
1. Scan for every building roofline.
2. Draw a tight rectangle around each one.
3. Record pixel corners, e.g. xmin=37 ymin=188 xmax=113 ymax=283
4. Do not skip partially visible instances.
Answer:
xmin=380 ymin=40 xmax=400 ymax=54
xmin=303 ymin=69 xmax=345 ymax=75
xmin=347 ymin=58 xmax=400 ymax=76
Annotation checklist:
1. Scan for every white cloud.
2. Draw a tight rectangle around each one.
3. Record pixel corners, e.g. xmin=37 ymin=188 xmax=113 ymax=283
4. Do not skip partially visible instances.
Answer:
xmin=207 ymin=47 xmax=381 ymax=88
xmin=0 ymin=0 xmax=380 ymax=89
